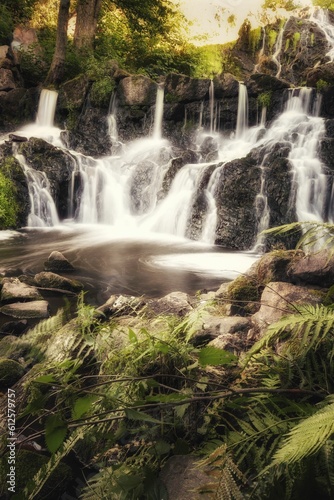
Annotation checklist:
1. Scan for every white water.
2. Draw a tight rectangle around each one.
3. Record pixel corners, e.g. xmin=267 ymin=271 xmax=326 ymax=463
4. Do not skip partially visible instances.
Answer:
xmin=272 ymin=21 xmax=287 ymax=78
xmin=36 ymin=89 xmax=58 ymax=127
xmin=254 ymin=28 xmax=266 ymax=73
xmin=209 ymin=80 xmax=215 ymax=133
xmin=236 ymin=83 xmax=249 ymax=139
xmin=310 ymin=7 xmax=334 ymax=62
xmin=152 ymin=85 xmax=164 ymax=140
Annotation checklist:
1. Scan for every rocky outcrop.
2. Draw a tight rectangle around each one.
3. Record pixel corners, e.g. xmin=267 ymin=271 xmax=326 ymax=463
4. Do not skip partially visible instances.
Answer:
xmin=18 ymin=139 xmax=75 ymax=219
xmin=34 ymin=272 xmax=83 ymax=293
xmin=0 ymin=300 xmax=50 ymax=319
xmin=213 ymin=155 xmax=262 ymax=249
xmin=1 ymin=279 xmax=42 ymax=303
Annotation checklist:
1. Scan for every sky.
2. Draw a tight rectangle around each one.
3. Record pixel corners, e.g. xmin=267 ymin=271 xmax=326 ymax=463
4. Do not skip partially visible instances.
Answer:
xmin=176 ymin=0 xmax=314 ymax=45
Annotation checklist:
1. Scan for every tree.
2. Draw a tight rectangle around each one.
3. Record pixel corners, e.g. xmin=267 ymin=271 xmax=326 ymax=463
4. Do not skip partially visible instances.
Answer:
xmin=73 ymin=0 xmax=102 ymax=51
xmin=45 ymin=0 xmax=70 ymax=85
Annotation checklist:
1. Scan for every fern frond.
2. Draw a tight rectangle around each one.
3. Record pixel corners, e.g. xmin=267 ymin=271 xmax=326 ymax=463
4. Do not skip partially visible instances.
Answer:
xmin=271 ymin=403 xmax=334 ymax=465
xmin=197 ymin=444 xmax=246 ymax=500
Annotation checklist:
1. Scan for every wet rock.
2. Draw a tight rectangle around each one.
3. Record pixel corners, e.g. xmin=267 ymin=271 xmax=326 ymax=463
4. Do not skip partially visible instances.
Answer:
xmin=213 ymin=73 xmax=239 ymax=98
xmin=117 ymin=75 xmax=157 ymax=106
xmin=18 ymin=138 xmax=75 ymax=219
xmin=34 ymin=272 xmax=83 ymax=293
xmin=0 ymin=68 xmax=17 ymax=91
xmin=164 ymin=73 xmax=210 ymax=103
xmin=0 ymin=320 xmax=28 ymax=336
xmin=1 ymin=279 xmax=43 ymax=303
xmin=0 ymin=300 xmax=50 ymax=319
xmin=130 ymin=160 xmax=157 ymax=215
xmin=2 ymin=267 xmax=24 ymax=277
xmin=0 ymin=358 xmax=25 ymax=388
xmin=44 ymin=251 xmax=75 ymax=272
xmin=0 ymin=46 xmax=9 ymax=60
xmin=159 ymin=150 xmax=198 ymax=200
xmin=253 ymin=250 xmax=304 ymax=284
xmin=148 ymin=292 xmax=192 ymax=316
xmin=252 ymin=281 xmax=323 ymax=332
xmin=8 ymin=134 xmax=27 ymax=142
xmin=288 ymin=250 xmax=334 ymax=287
xmin=160 ymin=455 xmax=210 ymax=500
xmin=214 ymin=154 xmax=261 ymax=249
xmin=58 ymin=74 xmax=90 ymax=111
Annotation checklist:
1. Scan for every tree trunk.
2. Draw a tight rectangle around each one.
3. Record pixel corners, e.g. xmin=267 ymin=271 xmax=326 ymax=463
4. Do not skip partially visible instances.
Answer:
xmin=73 ymin=0 xmax=102 ymax=51
xmin=45 ymin=0 xmax=70 ymax=86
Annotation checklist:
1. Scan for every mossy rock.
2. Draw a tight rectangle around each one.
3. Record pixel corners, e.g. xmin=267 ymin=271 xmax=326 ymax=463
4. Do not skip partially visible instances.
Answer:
xmin=0 ymin=358 xmax=25 ymax=388
xmin=226 ymin=275 xmax=260 ymax=315
xmin=0 ymin=450 xmax=73 ymax=498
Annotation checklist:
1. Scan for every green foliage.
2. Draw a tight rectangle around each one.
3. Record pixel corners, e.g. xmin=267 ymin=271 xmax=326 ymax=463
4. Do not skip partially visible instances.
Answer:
xmin=316 ymin=78 xmax=330 ymax=92
xmin=312 ymin=0 xmax=334 ymax=12
xmin=18 ymin=44 xmax=48 ymax=86
xmin=0 ymin=5 xmax=13 ymax=44
xmin=249 ymin=27 xmax=263 ymax=55
xmin=293 ymin=32 xmax=301 ymax=50
xmin=268 ymin=29 xmax=278 ymax=49
xmin=258 ymin=91 xmax=272 ymax=108
xmin=0 ymin=170 xmax=19 ymax=229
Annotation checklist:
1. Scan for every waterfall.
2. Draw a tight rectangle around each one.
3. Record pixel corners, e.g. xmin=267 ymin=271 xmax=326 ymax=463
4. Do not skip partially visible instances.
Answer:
xmin=107 ymin=93 xmax=118 ymax=143
xmin=236 ymin=83 xmax=249 ymax=139
xmin=209 ymin=80 xmax=215 ymax=134
xmin=152 ymin=85 xmax=164 ymax=140
xmin=36 ymin=89 xmax=58 ymax=127
xmin=254 ymin=27 xmax=266 ymax=73
xmin=310 ymin=7 xmax=334 ymax=62
xmin=14 ymin=152 xmax=59 ymax=227
xmin=272 ymin=21 xmax=287 ymax=78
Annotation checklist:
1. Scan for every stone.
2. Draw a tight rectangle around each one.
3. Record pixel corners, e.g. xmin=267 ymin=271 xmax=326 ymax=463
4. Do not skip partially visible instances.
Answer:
xmin=8 ymin=134 xmax=27 ymax=142
xmin=0 ymin=68 xmax=16 ymax=91
xmin=97 ymin=294 xmax=144 ymax=317
xmin=164 ymin=73 xmax=210 ymax=103
xmin=288 ymin=250 xmax=334 ymax=287
xmin=149 ymin=292 xmax=192 ymax=316
xmin=252 ymin=281 xmax=323 ymax=332
xmin=0 ymin=300 xmax=50 ymax=319
xmin=0 ymin=320 xmax=27 ymax=336
xmin=215 ymin=282 xmax=230 ymax=298
xmin=44 ymin=251 xmax=75 ymax=272
xmin=192 ymin=316 xmax=251 ymax=346
xmin=34 ymin=272 xmax=83 ymax=293
xmin=0 ymin=46 xmax=9 ymax=60
xmin=1 ymin=279 xmax=43 ymax=303
xmin=254 ymin=250 xmax=304 ymax=285
xmin=209 ymin=332 xmax=251 ymax=354
xmin=117 ymin=75 xmax=157 ymax=106
xmin=0 ymin=358 xmax=25 ymax=388
xmin=160 ymin=455 xmax=210 ymax=500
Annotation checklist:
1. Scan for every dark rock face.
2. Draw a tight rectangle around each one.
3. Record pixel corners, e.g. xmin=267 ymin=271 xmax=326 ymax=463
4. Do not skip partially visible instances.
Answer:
xmin=213 ymin=155 xmax=262 ymax=249
xmin=164 ymin=73 xmax=210 ymax=103
xmin=18 ymin=138 xmax=75 ymax=219
xmin=159 ymin=150 xmax=199 ymax=200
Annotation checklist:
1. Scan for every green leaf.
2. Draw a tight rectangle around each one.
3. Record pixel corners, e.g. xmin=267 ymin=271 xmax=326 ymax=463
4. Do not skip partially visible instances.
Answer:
xmin=155 ymin=341 xmax=170 ymax=354
xmin=125 ymin=408 xmax=161 ymax=424
xmin=45 ymin=414 xmax=68 ymax=453
xmin=128 ymin=328 xmax=138 ymax=343
xmin=72 ymin=395 xmax=99 ymax=420
xmin=198 ymin=346 xmax=237 ymax=367
xmin=33 ymin=374 xmax=57 ymax=384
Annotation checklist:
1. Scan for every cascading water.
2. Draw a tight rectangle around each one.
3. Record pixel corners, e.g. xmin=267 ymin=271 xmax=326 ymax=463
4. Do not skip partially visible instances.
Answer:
xmin=235 ymin=83 xmax=249 ymax=139
xmin=254 ymin=28 xmax=266 ymax=73
xmin=152 ymin=85 xmax=164 ymax=140
xmin=209 ymin=80 xmax=215 ymax=134
xmin=36 ymin=89 xmax=59 ymax=127
xmin=310 ymin=7 xmax=334 ymax=62
xmin=272 ymin=21 xmax=287 ymax=78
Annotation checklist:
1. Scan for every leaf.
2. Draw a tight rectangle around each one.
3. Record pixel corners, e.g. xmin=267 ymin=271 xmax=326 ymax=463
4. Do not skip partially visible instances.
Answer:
xmin=33 ymin=374 xmax=57 ymax=384
xmin=198 ymin=346 xmax=237 ymax=367
xmin=45 ymin=414 xmax=68 ymax=454
xmin=128 ymin=328 xmax=138 ymax=344
xmin=145 ymin=478 xmax=169 ymax=500
xmin=125 ymin=408 xmax=161 ymax=424
xmin=72 ymin=395 xmax=99 ymax=420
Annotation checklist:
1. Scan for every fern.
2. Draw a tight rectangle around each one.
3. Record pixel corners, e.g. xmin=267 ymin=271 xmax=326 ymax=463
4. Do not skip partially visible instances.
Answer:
xmin=263 ymin=221 xmax=334 ymax=253
xmin=271 ymin=402 xmax=334 ymax=465
xmin=197 ymin=443 xmax=246 ymax=500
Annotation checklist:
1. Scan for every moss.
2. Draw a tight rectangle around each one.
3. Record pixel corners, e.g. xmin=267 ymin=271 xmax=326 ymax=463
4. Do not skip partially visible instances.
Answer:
xmin=310 ymin=33 xmax=315 ymax=47
xmin=285 ymin=39 xmax=290 ymax=51
xmin=90 ymin=76 xmax=115 ymax=107
xmin=0 ymin=157 xmax=22 ymax=229
xmin=316 ymin=79 xmax=330 ymax=92
xmin=293 ymin=32 xmax=301 ymax=50
xmin=257 ymin=91 xmax=272 ymax=109
xmin=249 ymin=27 xmax=262 ymax=54
xmin=227 ymin=275 xmax=259 ymax=303
xmin=165 ymin=92 xmax=179 ymax=104
xmin=0 ymin=450 xmax=72 ymax=498
xmin=268 ymin=29 xmax=278 ymax=50
xmin=0 ymin=358 xmax=25 ymax=388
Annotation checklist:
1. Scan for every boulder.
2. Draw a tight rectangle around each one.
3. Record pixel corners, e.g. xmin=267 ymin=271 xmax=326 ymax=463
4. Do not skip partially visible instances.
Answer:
xmin=58 ymin=74 xmax=90 ymax=111
xmin=0 ymin=68 xmax=16 ymax=91
xmin=253 ymin=250 xmax=304 ymax=285
xmin=34 ymin=272 xmax=83 ymax=293
xmin=252 ymin=281 xmax=323 ymax=332
xmin=192 ymin=316 xmax=251 ymax=346
xmin=117 ymin=75 xmax=157 ymax=106
xmin=214 ymin=155 xmax=262 ymax=249
xmin=0 ymin=358 xmax=25 ymax=388
xmin=0 ymin=46 xmax=9 ymax=60
xmin=44 ymin=251 xmax=75 ymax=272
xmin=0 ymin=300 xmax=50 ymax=319
xmin=1 ymin=279 xmax=43 ymax=303
xmin=213 ymin=73 xmax=239 ymax=98
xmin=160 ymin=455 xmax=210 ymax=500
xmin=209 ymin=332 xmax=251 ymax=354
xmin=97 ymin=294 xmax=144 ymax=317
xmin=159 ymin=150 xmax=199 ymax=200
xmin=148 ymin=292 xmax=192 ymax=316
xmin=0 ymin=320 xmax=27 ymax=336
xmin=288 ymin=250 xmax=334 ymax=287
xmin=164 ymin=73 xmax=210 ymax=103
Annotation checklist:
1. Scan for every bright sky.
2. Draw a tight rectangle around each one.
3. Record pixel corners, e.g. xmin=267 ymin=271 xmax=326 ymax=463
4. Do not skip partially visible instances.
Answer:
xmin=177 ymin=0 xmax=313 ymax=45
